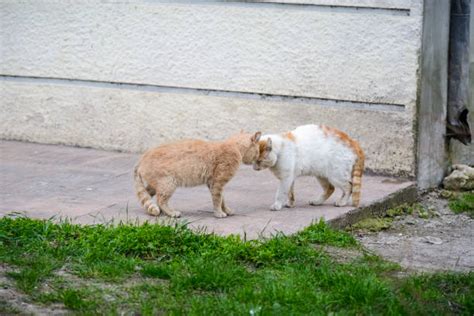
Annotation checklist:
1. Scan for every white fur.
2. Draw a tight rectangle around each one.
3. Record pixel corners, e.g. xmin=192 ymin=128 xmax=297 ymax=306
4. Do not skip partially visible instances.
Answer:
xmin=254 ymin=124 xmax=357 ymax=210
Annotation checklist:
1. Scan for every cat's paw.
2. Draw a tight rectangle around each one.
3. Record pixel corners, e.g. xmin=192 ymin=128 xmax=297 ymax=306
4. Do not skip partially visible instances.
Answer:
xmin=214 ymin=211 xmax=228 ymax=218
xmin=147 ymin=206 xmax=161 ymax=216
xmin=334 ymin=200 xmax=348 ymax=207
xmin=284 ymin=201 xmax=295 ymax=208
xmin=270 ymin=202 xmax=283 ymax=211
xmin=169 ymin=210 xmax=181 ymax=218
xmin=309 ymin=198 xmax=324 ymax=206
xmin=223 ymin=207 xmax=234 ymax=215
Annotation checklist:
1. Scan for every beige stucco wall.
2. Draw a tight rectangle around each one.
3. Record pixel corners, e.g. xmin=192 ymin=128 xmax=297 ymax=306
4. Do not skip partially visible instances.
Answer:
xmin=0 ymin=0 xmax=423 ymax=176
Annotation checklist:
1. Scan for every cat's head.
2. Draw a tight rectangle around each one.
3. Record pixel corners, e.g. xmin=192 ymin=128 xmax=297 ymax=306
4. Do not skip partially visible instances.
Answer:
xmin=253 ymin=137 xmax=276 ymax=170
xmin=240 ymin=131 xmax=262 ymax=164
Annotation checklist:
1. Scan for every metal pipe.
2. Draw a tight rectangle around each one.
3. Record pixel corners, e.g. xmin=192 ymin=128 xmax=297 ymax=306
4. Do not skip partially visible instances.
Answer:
xmin=447 ymin=0 xmax=472 ymax=145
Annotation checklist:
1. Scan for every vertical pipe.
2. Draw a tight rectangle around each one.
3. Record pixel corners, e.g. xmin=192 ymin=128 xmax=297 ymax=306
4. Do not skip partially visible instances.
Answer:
xmin=447 ymin=0 xmax=471 ymax=145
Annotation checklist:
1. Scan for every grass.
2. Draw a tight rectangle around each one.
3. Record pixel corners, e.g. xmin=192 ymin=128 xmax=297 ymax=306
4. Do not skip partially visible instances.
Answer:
xmin=0 ymin=216 xmax=472 ymax=315
xmin=349 ymin=217 xmax=393 ymax=232
xmin=347 ymin=203 xmax=437 ymax=233
xmin=448 ymin=192 xmax=474 ymax=218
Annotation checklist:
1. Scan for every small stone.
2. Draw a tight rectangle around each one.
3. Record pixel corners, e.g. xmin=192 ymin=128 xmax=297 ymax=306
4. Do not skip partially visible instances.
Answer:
xmin=424 ymin=236 xmax=443 ymax=245
xmin=443 ymin=164 xmax=474 ymax=191
xmin=424 ymin=222 xmax=439 ymax=229
xmin=380 ymin=236 xmax=400 ymax=244
xmin=405 ymin=219 xmax=416 ymax=225
xmin=439 ymin=190 xmax=454 ymax=199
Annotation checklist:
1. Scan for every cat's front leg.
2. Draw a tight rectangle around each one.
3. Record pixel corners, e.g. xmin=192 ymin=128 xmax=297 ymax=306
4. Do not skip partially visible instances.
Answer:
xmin=208 ymin=181 xmax=228 ymax=218
xmin=271 ymin=177 xmax=294 ymax=211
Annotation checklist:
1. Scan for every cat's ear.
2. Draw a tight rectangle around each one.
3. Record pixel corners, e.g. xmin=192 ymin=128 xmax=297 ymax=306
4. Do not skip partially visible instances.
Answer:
xmin=266 ymin=138 xmax=272 ymax=152
xmin=251 ymin=131 xmax=262 ymax=143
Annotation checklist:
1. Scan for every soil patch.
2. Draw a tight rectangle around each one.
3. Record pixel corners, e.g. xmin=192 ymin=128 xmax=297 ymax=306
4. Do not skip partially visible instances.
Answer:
xmin=356 ymin=191 xmax=474 ymax=272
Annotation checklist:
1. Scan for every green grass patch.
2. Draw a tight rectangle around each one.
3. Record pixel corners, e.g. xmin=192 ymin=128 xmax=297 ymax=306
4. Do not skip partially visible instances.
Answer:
xmin=349 ymin=217 xmax=393 ymax=232
xmin=386 ymin=202 xmax=436 ymax=219
xmin=449 ymin=192 xmax=474 ymax=218
xmin=398 ymin=272 xmax=474 ymax=315
xmin=0 ymin=216 xmax=472 ymax=314
xmin=348 ymin=202 xmax=441 ymax=233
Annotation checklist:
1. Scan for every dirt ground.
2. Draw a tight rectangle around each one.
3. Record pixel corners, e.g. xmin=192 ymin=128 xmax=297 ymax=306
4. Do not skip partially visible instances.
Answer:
xmin=0 ymin=265 xmax=68 ymax=316
xmin=357 ymin=191 xmax=474 ymax=272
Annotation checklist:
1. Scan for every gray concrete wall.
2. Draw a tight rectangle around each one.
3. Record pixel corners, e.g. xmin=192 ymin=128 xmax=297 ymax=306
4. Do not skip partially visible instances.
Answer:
xmin=0 ymin=0 xmax=423 ymax=176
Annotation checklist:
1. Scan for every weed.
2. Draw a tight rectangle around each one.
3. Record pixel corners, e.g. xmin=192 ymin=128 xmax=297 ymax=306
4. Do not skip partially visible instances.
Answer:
xmin=449 ymin=192 xmax=474 ymax=218
xmin=350 ymin=202 xmax=441 ymax=234
xmin=297 ymin=220 xmax=357 ymax=248
xmin=386 ymin=203 xmax=415 ymax=217
xmin=398 ymin=272 xmax=474 ymax=315
xmin=348 ymin=217 xmax=393 ymax=232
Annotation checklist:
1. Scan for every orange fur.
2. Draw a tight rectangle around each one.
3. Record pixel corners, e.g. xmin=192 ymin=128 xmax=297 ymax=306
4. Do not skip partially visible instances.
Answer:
xmin=321 ymin=125 xmax=330 ymax=137
xmin=283 ymin=131 xmax=296 ymax=142
xmin=258 ymin=141 xmax=267 ymax=160
xmin=321 ymin=125 xmax=365 ymax=206
xmin=134 ymin=132 xmax=261 ymax=218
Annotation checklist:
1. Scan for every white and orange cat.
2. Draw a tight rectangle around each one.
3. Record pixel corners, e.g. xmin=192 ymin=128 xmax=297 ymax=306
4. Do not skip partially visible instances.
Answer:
xmin=253 ymin=124 xmax=364 ymax=211
xmin=134 ymin=132 xmax=261 ymax=218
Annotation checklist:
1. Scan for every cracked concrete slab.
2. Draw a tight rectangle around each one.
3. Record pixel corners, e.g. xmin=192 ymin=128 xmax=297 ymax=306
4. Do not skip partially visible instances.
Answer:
xmin=0 ymin=140 xmax=414 ymax=239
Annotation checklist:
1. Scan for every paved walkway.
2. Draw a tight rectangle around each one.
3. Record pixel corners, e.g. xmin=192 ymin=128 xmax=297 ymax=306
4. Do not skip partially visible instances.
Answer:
xmin=0 ymin=140 xmax=413 ymax=239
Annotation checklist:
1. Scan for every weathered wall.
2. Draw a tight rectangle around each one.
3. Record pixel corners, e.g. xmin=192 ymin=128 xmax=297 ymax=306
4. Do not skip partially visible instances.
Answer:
xmin=416 ymin=0 xmax=451 ymax=189
xmin=0 ymin=0 xmax=423 ymax=176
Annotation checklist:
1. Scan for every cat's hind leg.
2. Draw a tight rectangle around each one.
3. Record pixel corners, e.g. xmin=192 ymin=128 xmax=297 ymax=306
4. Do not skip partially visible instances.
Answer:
xmin=146 ymin=185 xmax=156 ymax=197
xmin=285 ymin=181 xmax=296 ymax=208
xmin=139 ymin=187 xmax=160 ymax=216
xmin=309 ymin=177 xmax=335 ymax=206
xmin=156 ymin=178 xmax=181 ymax=218
xmin=333 ymin=181 xmax=352 ymax=207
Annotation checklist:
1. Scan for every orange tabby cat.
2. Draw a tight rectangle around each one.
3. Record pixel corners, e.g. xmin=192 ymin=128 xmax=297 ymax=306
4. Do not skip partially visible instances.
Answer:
xmin=134 ymin=132 xmax=261 ymax=218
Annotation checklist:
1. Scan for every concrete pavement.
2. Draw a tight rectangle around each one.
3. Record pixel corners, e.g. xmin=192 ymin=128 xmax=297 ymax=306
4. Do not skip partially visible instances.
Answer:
xmin=0 ymin=140 xmax=414 ymax=239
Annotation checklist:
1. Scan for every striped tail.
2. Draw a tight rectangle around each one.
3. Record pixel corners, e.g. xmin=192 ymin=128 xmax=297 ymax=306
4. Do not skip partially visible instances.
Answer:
xmin=351 ymin=148 xmax=365 ymax=207
xmin=134 ymin=165 xmax=160 ymax=216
